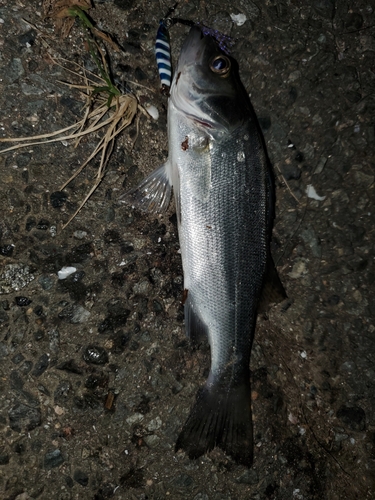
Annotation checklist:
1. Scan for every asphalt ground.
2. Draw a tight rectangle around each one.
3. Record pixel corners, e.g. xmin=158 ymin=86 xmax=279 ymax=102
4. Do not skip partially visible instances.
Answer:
xmin=0 ymin=1 xmax=374 ymax=499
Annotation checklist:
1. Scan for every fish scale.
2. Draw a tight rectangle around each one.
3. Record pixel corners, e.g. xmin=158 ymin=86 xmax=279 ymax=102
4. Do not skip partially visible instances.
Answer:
xmin=177 ymin=124 xmax=268 ymax=376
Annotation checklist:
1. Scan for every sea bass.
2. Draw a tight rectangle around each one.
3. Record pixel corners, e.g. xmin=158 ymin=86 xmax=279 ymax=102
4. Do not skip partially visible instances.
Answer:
xmin=122 ymin=26 xmax=285 ymax=466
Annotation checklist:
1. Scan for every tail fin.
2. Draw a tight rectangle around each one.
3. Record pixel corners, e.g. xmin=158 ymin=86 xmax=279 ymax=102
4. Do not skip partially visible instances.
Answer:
xmin=175 ymin=374 xmax=253 ymax=466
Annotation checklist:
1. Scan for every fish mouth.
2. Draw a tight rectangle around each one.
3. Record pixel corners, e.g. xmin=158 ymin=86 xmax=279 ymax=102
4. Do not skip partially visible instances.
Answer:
xmin=170 ymin=25 xmax=208 ymax=114
xmin=176 ymin=25 xmax=206 ymax=69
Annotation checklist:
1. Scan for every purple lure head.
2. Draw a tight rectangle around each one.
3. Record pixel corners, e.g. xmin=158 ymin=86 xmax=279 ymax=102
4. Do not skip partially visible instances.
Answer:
xmin=196 ymin=23 xmax=236 ymax=55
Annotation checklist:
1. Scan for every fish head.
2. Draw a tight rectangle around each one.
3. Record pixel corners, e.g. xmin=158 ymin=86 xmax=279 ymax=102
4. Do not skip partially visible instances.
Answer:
xmin=170 ymin=26 xmax=249 ymax=137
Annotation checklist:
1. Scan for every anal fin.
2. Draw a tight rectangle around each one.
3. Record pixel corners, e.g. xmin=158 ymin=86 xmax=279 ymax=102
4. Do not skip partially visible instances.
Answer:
xmin=184 ymin=295 xmax=208 ymax=346
xmin=258 ymin=254 xmax=287 ymax=314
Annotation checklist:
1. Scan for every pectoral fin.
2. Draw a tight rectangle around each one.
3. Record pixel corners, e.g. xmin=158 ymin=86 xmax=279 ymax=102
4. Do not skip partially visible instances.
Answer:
xmin=119 ymin=162 xmax=172 ymax=213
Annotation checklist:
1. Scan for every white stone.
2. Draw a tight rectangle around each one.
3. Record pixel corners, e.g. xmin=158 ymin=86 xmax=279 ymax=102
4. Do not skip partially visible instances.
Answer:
xmin=145 ymin=105 xmax=159 ymax=120
xmin=57 ymin=266 xmax=77 ymax=279
xmin=230 ymin=13 xmax=247 ymax=26
xmin=306 ymin=184 xmax=326 ymax=201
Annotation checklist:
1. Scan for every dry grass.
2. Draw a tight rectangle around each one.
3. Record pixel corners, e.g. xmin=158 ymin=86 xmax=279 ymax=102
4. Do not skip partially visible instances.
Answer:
xmin=0 ymin=2 xmax=153 ymax=228
xmin=0 ymin=57 xmax=142 ymax=228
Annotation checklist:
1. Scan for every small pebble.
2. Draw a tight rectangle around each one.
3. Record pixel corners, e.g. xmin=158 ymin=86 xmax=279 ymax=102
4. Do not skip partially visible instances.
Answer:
xmin=280 ymin=164 xmax=301 ymax=180
xmin=65 ymin=476 xmax=74 ymax=488
xmin=306 ymin=184 xmax=326 ymax=201
xmin=295 ymin=152 xmax=304 ymax=162
xmin=126 ymin=413 xmax=144 ymax=425
xmin=32 ymin=353 xmax=49 ymax=377
xmin=33 ymin=305 xmax=44 ymax=317
xmin=36 ymin=219 xmax=49 ymax=230
xmin=15 ymin=296 xmax=32 ymax=307
xmin=143 ymin=434 xmax=160 ymax=448
xmin=103 ymin=229 xmax=121 ymax=244
xmin=58 ymin=266 xmax=77 ymax=280
xmin=19 ymin=360 xmax=33 ymax=374
xmin=50 ymin=191 xmax=68 ymax=208
xmin=48 ymin=332 xmax=60 ymax=360
xmin=0 ymin=264 xmax=35 ymax=293
xmin=74 ymin=470 xmax=89 ymax=487
xmin=0 ymin=244 xmax=14 ymax=256
xmin=54 ymin=380 xmax=71 ymax=402
xmin=236 ymin=469 xmax=259 ymax=485
xmin=54 ymin=405 xmax=64 ymax=416
xmin=71 ymin=305 xmax=90 ymax=323
xmin=43 ymin=449 xmax=64 ymax=469
xmin=336 ymin=404 xmax=366 ymax=431
xmin=172 ymin=474 xmax=194 ymax=489
xmin=25 ymin=217 xmax=36 ymax=231
xmin=82 ymin=345 xmax=109 ymax=365
xmin=0 ymin=450 xmax=9 ymax=465
xmin=230 ymin=13 xmax=247 ymax=26
xmin=134 ymin=67 xmax=148 ymax=81
xmin=73 ymin=230 xmax=88 ymax=239
xmin=11 ymin=353 xmax=25 ymax=365
xmin=18 ymin=29 xmax=37 ymax=46
xmin=8 ymin=402 xmax=41 ymax=432
xmin=145 ymin=105 xmax=159 ymax=120
xmin=71 ymin=270 xmax=85 ymax=282
xmin=38 ymin=275 xmax=54 ymax=290
xmin=147 ymin=417 xmax=162 ymax=432
xmin=56 ymin=359 xmax=83 ymax=375
xmin=66 ymin=242 xmax=93 ymax=263
xmin=49 ymin=225 xmax=57 ymax=238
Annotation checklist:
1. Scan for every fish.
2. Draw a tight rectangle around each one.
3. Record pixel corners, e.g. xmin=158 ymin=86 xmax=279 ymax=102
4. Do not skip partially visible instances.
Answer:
xmin=121 ymin=25 xmax=286 ymax=466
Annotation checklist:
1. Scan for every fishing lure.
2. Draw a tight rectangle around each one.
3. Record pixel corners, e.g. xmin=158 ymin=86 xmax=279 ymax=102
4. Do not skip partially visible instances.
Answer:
xmin=155 ymin=19 xmax=173 ymax=95
xmin=155 ymin=2 xmax=234 ymax=94
xmin=197 ymin=23 xmax=235 ymax=55
xmin=155 ymin=2 xmax=194 ymax=94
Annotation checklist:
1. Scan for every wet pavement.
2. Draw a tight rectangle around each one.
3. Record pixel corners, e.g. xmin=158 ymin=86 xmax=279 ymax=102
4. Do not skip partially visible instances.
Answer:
xmin=0 ymin=1 xmax=374 ymax=499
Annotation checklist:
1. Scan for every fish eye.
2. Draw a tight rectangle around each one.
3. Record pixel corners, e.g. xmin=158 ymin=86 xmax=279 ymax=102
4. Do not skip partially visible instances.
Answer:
xmin=209 ymin=55 xmax=231 ymax=76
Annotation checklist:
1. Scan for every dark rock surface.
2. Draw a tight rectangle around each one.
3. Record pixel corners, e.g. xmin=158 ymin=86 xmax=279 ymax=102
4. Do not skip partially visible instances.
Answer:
xmin=0 ymin=1 xmax=374 ymax=499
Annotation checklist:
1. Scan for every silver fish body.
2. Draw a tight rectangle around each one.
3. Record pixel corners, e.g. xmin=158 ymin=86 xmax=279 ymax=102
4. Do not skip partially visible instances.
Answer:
xmin=122 ymin=26 xmax=285 ymax=466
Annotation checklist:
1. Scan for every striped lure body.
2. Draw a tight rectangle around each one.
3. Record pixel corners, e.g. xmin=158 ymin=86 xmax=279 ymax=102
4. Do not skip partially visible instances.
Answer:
xmin=155 ymin=21 xmax=172 ymax=93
